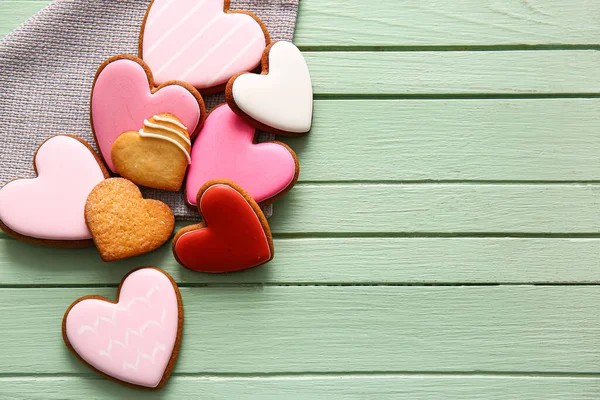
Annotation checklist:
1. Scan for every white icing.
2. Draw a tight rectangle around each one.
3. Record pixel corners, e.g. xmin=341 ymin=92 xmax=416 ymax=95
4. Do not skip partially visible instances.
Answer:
xmin=180 ymin=19 xmax=248 ymax=82
xmin=231 ymin=41 xmax=313 ymax=133
xmin=154 ymin=13 xmax=223 ymax=77
xmin=145 ymin=0 xmax=209 ymax=57
xmin=138 ymin=130 xmax=192 ymax=164
xmin=152 ymin=115 xmax=189 ymax=132
xmin=207 ymin=33 xmax=264 ymax=86
xmin=143 ymin=119 xmax=191 ymax=145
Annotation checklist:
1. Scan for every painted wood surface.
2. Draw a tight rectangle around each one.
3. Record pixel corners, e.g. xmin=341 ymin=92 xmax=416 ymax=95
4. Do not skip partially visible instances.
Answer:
xmin=296 ymin=0 xmax=600 ymax=47
xmin=3 ymin=286 xmax=600 ymax=374
xmin=3 ymin=376 xmax=600 ymax=400
xmin=306 ymin=51 xmax=600 ymax=95
xmin=1 ymin=0 xmax=600 ymax=398
xmin=267 ymin=184 xmax=600 ymax=234
xmin=3 ymin=237 xmax=600 ymax=285
xmin=282 ymin=99 xmax=600 ymax=182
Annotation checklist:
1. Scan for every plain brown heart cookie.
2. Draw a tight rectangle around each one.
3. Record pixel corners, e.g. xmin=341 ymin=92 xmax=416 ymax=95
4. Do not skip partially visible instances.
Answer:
xmin=85 ymin=178 xmax=175 ymax=262
xmin=112 ymin=113 xmax=191 ymax=192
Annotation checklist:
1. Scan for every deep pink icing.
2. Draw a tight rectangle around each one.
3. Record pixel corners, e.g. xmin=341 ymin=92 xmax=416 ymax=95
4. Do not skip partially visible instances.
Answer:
xmin=186 ymin=104 xmax=296 ymax=205
xmin=91 ymin=58 xmax=202 ymax=172
xmin=0 ymin=136 xmax=105 ymax=240
xmin=65 ymin=268 xmax=180 ymax=388
xmin=142 ymin=0 xmax=267 ymax=89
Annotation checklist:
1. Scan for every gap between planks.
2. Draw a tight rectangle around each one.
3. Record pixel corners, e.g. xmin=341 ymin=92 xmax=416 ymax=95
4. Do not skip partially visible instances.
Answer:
xmin=4 ymin=371 xmax=600 ymax=378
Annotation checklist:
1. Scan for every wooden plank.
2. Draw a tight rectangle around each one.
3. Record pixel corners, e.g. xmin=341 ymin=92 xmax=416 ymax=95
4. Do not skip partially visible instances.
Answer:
xmin=306 ymin=51 xmax=600 ymax=95
xmin=3 ymin=286 xmax=600 ymax=374
xmin=296 ymin=0 xmax=600 ymax=47
xmin=2 ymin=237 xmax=600 ymax=285
xmin=283 ymin=99 xmax=600 ymax=182
xmin=0 ymin=1 xmax=49 ymax=38
xmin=268 ymin=183 xmax=600 ymax=234
xmin=2 ymin=375 xmax=600 ymax=399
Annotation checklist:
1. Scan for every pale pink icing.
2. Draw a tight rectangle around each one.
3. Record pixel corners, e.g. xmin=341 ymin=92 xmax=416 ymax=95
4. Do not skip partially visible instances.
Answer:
xmin=142 ymin=0 xmax=267 ymax=89
xmin=186 ymin=104 xmax=296 ymax=205
xmin=65 ymin=268 xmax=180 ymax=388
xmin=91 ymin=58 xmax=202 ymax=172
xmin=0 ymin=136 xmax=105 ymax=240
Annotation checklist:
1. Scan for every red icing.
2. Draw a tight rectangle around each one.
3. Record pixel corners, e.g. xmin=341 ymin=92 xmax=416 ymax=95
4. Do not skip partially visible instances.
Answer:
xmin=174 ymin=184 xmax=272 ymax=273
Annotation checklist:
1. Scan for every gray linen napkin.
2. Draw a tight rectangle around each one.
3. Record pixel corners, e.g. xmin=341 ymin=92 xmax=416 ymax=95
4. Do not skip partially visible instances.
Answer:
xmin=0 ymin=0 xmax=299 ymax=219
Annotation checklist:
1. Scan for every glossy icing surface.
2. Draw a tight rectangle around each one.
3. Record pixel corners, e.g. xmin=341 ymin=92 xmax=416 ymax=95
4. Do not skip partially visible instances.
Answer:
xmin=64 ymin=268 xmax=180 ymax=388
xmin=186 ymin=104 xmax=296 ymax=205
xmin=91 ymin=58 xmax=202 ymax=171
xmin=0 ymin=136 xmax=105 ymax=240
xmin=142 ymin=0 xmax=267 ymax=89
xmin=175 ymin=184 xmax=272 ymax=273
xmin=232 ymin=41 xmax=313 ymax=133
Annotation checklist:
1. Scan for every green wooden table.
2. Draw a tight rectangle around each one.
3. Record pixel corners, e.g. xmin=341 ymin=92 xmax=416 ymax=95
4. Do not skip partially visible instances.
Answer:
xmin=2 ymin=1 xmax=600 ymax=398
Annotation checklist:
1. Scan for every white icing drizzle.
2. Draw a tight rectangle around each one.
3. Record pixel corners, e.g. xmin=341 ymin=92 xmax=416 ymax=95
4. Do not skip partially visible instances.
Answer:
xmin=153 ymin=115 xmax=188 ymax=131
xmin=206 ymin=33 xmax=263 ymax=86
xmin=180 ymin=19 xmax=248 ymax=81
xmin=143 ymin=119 xmax=191 ymax=145
xmin=138 ymin=129 xmax=192 ymax=164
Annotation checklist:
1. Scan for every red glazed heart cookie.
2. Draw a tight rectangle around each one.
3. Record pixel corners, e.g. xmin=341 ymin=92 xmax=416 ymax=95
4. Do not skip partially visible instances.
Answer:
xmin=85 ymin=178 xmax=175 ymax=262
xmin=140 ymin=0 xmax=270 ymax=92
xmin=173 ymin=180 xmax=274 ymax=273
xmin=0 ymin=135 xmax=109 ymax=248
xmin=63 ymin=267 xmax=183 ymax=390
xmin=185 ymin=104 xmax=299 ymax=207
xmin=91 ymin=55 xmax=206 ymax=172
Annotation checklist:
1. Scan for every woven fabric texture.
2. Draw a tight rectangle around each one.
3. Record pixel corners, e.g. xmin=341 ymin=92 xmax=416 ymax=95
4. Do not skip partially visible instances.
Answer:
xmin=0 ymin=0 xmax=299 ymax=219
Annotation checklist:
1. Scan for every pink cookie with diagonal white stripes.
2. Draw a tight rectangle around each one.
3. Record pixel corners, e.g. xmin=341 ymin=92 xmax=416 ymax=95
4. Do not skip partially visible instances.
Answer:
xmin=139 ymin=0 xmax=270 ymax=92
xmin=63 ymin=268 xmax=183 ymax=390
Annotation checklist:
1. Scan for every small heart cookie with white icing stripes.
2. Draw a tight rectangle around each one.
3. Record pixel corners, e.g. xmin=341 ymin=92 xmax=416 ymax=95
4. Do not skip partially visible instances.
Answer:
xmin=112 ymin=113 xmax=191 ymax=192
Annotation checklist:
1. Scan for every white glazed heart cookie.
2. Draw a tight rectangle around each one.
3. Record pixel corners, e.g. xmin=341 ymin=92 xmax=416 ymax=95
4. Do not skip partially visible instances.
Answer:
xmin=226 ymin=41 xmax=313 ymax=136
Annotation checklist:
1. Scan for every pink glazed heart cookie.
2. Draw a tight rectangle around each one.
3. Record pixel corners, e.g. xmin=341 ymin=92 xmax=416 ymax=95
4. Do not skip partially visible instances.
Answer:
xmin=91 ymin=55 xmax=206 ymax=172
xmin=63 ymin=267 xmax=183 ymax=390
xmin=185 ymin=104 xmax=299 ymax=207
xmin=0 ymin=135 xmax=109 ymax=248
xmin=140 ymin=0 xmax=270 ymax=93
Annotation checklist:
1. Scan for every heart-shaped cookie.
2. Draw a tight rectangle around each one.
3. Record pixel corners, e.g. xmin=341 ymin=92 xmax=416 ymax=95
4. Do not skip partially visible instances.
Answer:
xmin=0 ymin=135 xmax=108 ymax=247
xmin=174 ymin=180 xmax=273 ymax=273
xmin=112 ymin=113 xmax=192 ymax=192
xmin=227 ymin=41 xmax=313 ymax=135
xmin=63 ymin=267 xmax=183 ymax=390
xmin=91 ymin=55 xmax=206 ymax=172
xmin=140 ymin=0 xmax=270 ymax=92
xmin=85 ymin=178 xmax=175 ymax=262
xmin=185 ymin=104 xmax=299 ymax=207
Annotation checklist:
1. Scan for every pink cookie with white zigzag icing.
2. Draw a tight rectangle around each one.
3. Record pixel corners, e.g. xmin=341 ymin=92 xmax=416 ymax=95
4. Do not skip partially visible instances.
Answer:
xmin=139 ymin=0 xmax=270 ymax=93
xmin=62 ymin=268 xmax=183 ymax=390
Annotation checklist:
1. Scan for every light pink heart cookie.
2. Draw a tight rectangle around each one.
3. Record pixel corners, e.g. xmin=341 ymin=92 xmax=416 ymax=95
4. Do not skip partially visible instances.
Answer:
xmin=63 ymin=268 xmax=183 ymax=390
xmin=0 ymin=135 xmax=108 ymax=247
xmin=140 ymin=0 xmax=270 ymax=92
xmin=91 ymin=55 xmax=206 ymax=172
xmin=186 ymin=104 xmax=299 ymax=207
